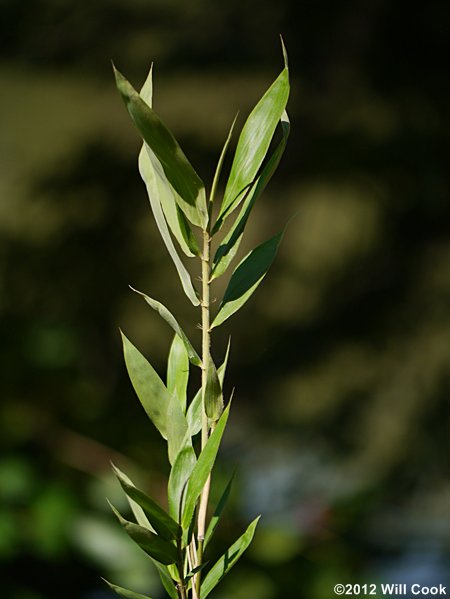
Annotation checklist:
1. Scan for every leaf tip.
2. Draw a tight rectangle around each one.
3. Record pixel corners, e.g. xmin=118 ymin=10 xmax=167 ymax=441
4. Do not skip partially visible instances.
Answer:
xmin=280 ymin=35 xmax=289 ymax=70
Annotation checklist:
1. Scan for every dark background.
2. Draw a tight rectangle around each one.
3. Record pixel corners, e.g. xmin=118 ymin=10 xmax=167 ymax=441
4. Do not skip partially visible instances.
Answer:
xmin=0 ymin=1 xmax=449 ymax=598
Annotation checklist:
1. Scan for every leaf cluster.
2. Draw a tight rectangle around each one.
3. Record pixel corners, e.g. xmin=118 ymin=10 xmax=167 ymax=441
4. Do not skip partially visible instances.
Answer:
xmin=106 ymin=41 xmax=290 ymax=599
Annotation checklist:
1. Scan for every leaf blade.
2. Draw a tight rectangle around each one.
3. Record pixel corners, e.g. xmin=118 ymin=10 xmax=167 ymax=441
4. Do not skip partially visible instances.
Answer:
xmin=211 ymin=231 xmax=284 ymax=329
xmin=181 ymin=404 xmax=230 ymax=536
xmin=112 ymin=463 xmax=181 ymax=541
xmin=201 ymin=516 xmax=261 ymax=598
xmin=103 ymin=579 xmax=153 ymax=599
xmin=114 ymin=65 xmax=208 ymax=228
xmin=109 ymin=503 xmax=178 ymax=565
xmin=203 ymin=355 xmax=223 ymax=422
xmin=168 ymin=445 xmax=197 ymax=522
xmin=214 ymin=62 xmax=289 ymax=231
xmin=167 ymin=334 xmax=189 ymax=413
xmin=138 ymin=146 xmax=200 ymax=306
xmin=204 ymin=472 xmax=235 ymax=548
xmin=130 ymin=287 xmax=201 ymax=366
xmin=121 ymin=331 xmax=168 ymax=438
xmin=211 ymin=112 xmax=290 ymax=280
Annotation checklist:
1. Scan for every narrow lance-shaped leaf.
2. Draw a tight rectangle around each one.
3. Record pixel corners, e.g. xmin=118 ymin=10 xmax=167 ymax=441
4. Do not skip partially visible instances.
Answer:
xmin=103 ymin=579 xmax=153 ymax=599
xmin=130 ymin=287 xmax=201 ymax=365
xmin=203 ymin=354 xmax=223 ymax=422
xmin=208 ymin=114 xmax=237 ymax=217
xmin=111 ymin=465 xmax=153 ymax=531
xmin=138 ymin=147 xmax=200 ymax=306
xmin=211 ymin=111 xmax=290 ymax=280
xmin=112 ymin=463 xmax=181 ymax=541
xmin=168 ymin=445 xmax=197 ymax=522
xmin=182 ymin=403 xmax=231 ymax=538
xmin=211 ymin=231 xmax=284 ymax=329
xmin=113 ymin=64 xmax=208 ymax=228
xmin=108 ymin=502 xmax=178 ymax=566
xmin=204 ymin=472 xmax=235 ymax=547
xmin=138 ymin=65 xmax=200 ymax=258
xmin=166 ymin=391 xmax=190 ymax=466
xmin=201 ymin=516 xmax=261 ymax=598
xmin=167 ymin=334 xmax=189 ymax=413
xmin=213 ymin=52 xmax=289 ymax=232
xmin=121 ymin=331 xmax=168 ymax=438
xmin=187 ymin=338 xmax=231 ymax=436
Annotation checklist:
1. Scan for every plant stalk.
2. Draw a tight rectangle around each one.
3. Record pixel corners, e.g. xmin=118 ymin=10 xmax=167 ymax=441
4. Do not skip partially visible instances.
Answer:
xmin=195 ymin=227 xmax=212 ymax=595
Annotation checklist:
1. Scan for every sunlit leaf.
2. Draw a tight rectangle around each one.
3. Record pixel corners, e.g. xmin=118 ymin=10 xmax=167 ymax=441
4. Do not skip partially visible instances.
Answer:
xmin=130 ymin=287 xmax=201 ymax=365
xmin=211 ymin=112 xmax=290 ymax=279
xmin=211 ymin=231 xmax=284 ymax=329
xmin=138 ymin=65 xmax=200 ymax=258
xmin=187 ymin=339 xmax=231 ymax=436
xmin=204 ymin=472 xmax=235 ymax=547
xmin=121 ymin=331 xmax=168 ymax=438
xmin=113 ymin=65 xmax=208 ymax=228
xmin=103 ymin=579 xmax=152 ymax=599
xmin=168 ymin=446 xmax=197 ymax=522
xmin=167 ymin=334 xmax=189 ymax=413
xmin=208 ymin=115 xmax=237 ymax=216
xmin=181 ymin=404 xmax=230 ymax=537
xmin=109 ymin=503 xmax=178 ymax=565
xmin=138 ymin=147 xmax=200 ymax=306
xmin=201 ymin=516 xmax=261 ymax=597
xmin=213 ymin=55 xmax=289 ymax=232
xmin=112 ymin=463 xmax=181 ymax=541
xmin=203 ymin=355 xmax=223 ymax=422
xmin=110 ymin=466 xmax=153 ymax=531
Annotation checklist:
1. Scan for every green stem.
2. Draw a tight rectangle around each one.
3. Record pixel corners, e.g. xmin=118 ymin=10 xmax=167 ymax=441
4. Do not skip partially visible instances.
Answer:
xmin=196 ymin=227 xmax=212 ymax=596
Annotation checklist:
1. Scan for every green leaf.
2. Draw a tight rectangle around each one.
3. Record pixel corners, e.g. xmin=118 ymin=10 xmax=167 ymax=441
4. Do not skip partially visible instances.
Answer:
xmin=201 ymin=516 xmax=261 ymax=598
xmin=204 ymin=472 xmax=235 ymax=547
xmin=187 ymin=338 xmax=231 ymax=437
xmin=110 ymin=465 xmax=153 ymax=531
xmin=181 ymin=404 xmax=230 ymax=536
xmin=211 ymin=231 xmax=284 ymax=329
xmin=213 ymin=58 xmax=289 ymax=232
xmin=211 ymin=112 xmax=290 ymax=280
xmin=138 ymin=65 xmax=200 ymax=258
xmin=121 ymin=331 xmax=169 ymax=438
xmin=130 ymin=287 xmax=201 ymax=366
xmin=209 ymin=114 xmax=237 ymax=216
xmin=138 ymin=147 xmax=200 ymax=306
xmin=112 ymin=463 xmax=181 ymax=541
xmin=153 ymin=563 xmax=179 ymax=599
xmin=103 ymin=579 xmax=152 ymax=599
xmin=167 ymin=334 xmax=189 ymax=413
xmin=113 ymin=64 xmax=208 ymax=228
xmin=109 ymin=502 xmax=178 ymax=565
xmin=166 ymin=391 xmax=190 ymax=466
xmin=203 ymin=355 xmax=223 ymax=422
xmin=168 ymin=445 xmax=197 ymax=522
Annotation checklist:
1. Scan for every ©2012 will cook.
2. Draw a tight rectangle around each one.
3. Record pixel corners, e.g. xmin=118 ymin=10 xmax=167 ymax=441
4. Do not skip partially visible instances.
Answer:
xmin=104 ymin=40 xmax=291 ymax=599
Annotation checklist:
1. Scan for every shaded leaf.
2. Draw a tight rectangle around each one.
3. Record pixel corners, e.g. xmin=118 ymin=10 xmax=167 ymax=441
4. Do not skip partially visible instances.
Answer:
xmin=204 ymin=472 xmax=235 ymax=547
xmin=121 ymin=331 xmax=168 ymax=438
xmin=213 ymin=58 xmax=289 ymax=232
xmin=167 ymin=334 xmax=189 ymax=413
xmin=113 ymin=65 xmax=208 ymax=228
xmin=112 ymin=463 xmax=181 ymax=541
xmin=154 ymin=563 xmax=179 ymax=599
xmin=187 ymin=339 xmax=231 ymax=437
xmin=103 ymin=579 xmax=152 ymax=599
xmin=201 ymin=516 xmax=260 ymax=597
xmin=211 ymin=231 xmax=284 ymax=329
xmin=211 ymin=112 xmax=290 ymax=279
xmin=130 ymin=287 xmax=201 ymax=365
xmin=166 ymin=392 xmax=190 ymax=466
xmin=138 ymin=146 xmax=200 ymax=306
xmin=111 ymin=465 xmax=153 ymax=532
xmin=109 ymin=502 xmax=178 ymax=565
xmin=168 ymin=446 xmax=197 ymax=522
xmin=203 ymin=355 xmax=223 ymax=422
xmin=182 ymin=404 xmax=230 ymax=536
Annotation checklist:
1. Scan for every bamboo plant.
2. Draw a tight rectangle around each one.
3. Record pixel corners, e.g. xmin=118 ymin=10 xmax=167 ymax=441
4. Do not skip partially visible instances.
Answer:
xmin=105 ymin=42 xmax=290 ymax=599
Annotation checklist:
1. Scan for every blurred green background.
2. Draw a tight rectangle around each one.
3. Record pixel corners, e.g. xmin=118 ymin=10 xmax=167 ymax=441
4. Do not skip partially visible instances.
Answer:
xmin=1 ymin=0 xmax=449 ymax=597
